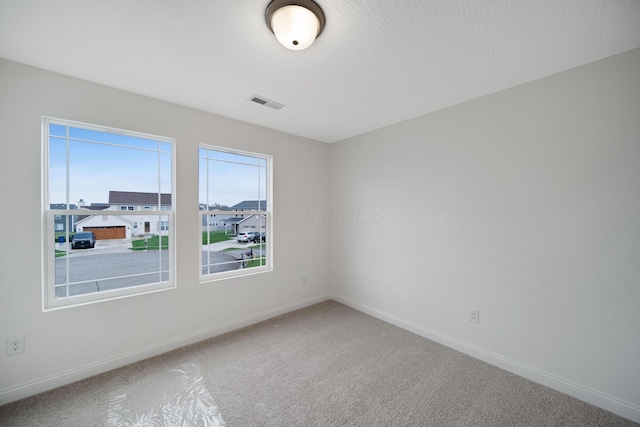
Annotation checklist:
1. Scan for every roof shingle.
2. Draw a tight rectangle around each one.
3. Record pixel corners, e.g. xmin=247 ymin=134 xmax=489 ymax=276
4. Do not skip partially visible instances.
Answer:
xmin=109 ymin=191 xmax=171 ymax=205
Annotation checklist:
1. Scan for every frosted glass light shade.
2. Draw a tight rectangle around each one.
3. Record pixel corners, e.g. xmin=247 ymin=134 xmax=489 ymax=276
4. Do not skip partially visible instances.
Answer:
xmin=271 ymin=5 xmax=320 ymax=50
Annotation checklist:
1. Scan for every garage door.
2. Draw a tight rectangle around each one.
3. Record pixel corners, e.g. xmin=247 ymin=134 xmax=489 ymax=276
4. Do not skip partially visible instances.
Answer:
xmin=84 ymin=226 xmax=126 ymax=240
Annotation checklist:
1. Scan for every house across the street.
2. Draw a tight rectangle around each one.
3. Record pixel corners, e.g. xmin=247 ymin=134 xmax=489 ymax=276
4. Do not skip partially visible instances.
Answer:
xmin=201 ymin=200 xmax=268 ymax=233
xmin=237 ymin=214 xmax=266 ymax=234
xmin=230 ymin=200 xmax=267 ymax=211
xmin=75 ymin=191 xmax=172 ymax=240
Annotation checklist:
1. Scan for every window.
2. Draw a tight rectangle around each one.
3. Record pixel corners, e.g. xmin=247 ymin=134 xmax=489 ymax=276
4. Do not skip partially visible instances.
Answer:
xmin=199 ymin=146 xmax=271 ymax=281
xmin=43 ymin=117 xmax=175 ymax=310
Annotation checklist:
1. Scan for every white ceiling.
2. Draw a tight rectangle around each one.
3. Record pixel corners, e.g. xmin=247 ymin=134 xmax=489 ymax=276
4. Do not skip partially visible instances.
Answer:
xmin=1 ymin=1 xmax=640 ymax=143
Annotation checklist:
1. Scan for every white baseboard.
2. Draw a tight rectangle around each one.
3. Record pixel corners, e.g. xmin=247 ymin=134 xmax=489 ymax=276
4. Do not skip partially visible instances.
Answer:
xmin=330 ymin=292 xmax=640 ymax=424
xmin=0 ymin=293 xmax=331 ymax=406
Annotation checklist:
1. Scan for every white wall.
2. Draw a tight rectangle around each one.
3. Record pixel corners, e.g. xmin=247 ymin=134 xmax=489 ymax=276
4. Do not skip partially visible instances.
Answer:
xmin=330 ymin=48 xmax=640 ymax=421
xmin=0 ymin=59 xmax=330 ymax=403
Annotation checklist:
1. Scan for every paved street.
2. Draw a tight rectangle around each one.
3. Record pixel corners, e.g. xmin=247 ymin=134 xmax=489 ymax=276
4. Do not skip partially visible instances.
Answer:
xmin=54 ymin=238 xmax=265 ymax=297
xmin=56 ymin=237 xmax=263 ymax=255
xmin=55 ymin=250 xmax=170 ymax=297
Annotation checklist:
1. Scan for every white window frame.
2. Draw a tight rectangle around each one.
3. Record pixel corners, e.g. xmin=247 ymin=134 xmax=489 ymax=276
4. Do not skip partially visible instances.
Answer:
xmin=42 ymin=117 xmax=176 ymax=311
xmin=199 ymin=145 xmax=272 ymax=282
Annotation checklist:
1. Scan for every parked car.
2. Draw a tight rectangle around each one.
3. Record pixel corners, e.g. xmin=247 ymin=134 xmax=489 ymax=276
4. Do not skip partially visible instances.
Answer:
xmin=261 ymin=232 xmax=266 ymax=242
xmin=247 ymin=232 xmax=261 ymax=243
xmin=71 ymin=231 xmax=96 ymax=249
xmin=237 ymin=232 xmax=251 ymax=243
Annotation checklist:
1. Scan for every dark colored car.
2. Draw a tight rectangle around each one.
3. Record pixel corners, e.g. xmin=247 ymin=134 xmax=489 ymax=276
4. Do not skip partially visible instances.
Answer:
xmin=71 ymin=231 xmax=96 ymax=249
xmin=247 ymin=232 xmax=261 ymax=243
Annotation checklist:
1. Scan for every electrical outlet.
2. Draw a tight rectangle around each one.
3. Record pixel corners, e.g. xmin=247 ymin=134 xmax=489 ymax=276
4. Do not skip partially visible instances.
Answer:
xmin=469 ymin=309 xmax=480 ymax=324
xmin=7 ymin=336 xmax=25 ymax=355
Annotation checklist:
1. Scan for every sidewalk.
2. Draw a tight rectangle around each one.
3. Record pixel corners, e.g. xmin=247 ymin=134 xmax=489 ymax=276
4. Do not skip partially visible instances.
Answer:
xmin=223 ymin=247 xmax=266 ymax=261
xmin=56 ymin=238 xmax=264 ymax=257
xmin=206 ymin=239 xmax=261 ymax=251
xmin=206 ymin=239 xmax=266 ymax=260
xmin=55 ymin=239 xmax=132 ymax=257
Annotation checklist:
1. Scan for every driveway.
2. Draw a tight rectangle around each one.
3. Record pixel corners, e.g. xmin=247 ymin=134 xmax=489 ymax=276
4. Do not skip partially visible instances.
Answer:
xmin=56 ymin=238 xmax=132 ymax=257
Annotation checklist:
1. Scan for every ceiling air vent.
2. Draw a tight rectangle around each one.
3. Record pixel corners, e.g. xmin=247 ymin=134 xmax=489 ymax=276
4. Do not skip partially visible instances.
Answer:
xmin=249 ymin=95 xmax=285 ymax=110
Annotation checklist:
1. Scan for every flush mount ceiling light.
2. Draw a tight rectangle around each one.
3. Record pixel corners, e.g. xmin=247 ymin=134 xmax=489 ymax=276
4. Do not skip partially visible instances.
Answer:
xmin=266 ymin=0 xmax=325 ymax=50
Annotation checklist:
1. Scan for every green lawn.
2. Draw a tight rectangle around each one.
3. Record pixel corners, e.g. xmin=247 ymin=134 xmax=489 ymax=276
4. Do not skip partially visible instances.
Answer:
xmin=130 ymin=231 xmax=235 ymax=250
xmin=202 ymin=231 xmax=235 ymax=245
xmin=131 ymin=236 xmax=168 ymax=250
xmin=246 ymin=257 xmax=266 ymax=268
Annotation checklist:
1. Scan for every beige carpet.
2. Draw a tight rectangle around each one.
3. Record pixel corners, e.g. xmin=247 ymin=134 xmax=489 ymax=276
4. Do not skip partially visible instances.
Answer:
xmin=0 ymin=300 xmax=637 ymax=426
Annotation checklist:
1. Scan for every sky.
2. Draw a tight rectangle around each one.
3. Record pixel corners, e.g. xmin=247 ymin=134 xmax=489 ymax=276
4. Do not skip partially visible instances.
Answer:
xmin=48 ymin=122 xmax=267 ymax=208
xmin=198 ymin=148 xmax=267 ymax=207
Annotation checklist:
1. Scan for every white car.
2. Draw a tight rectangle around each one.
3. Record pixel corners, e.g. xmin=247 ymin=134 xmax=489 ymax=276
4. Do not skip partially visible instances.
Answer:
xmin=237 ymin=232 xmax=251 ymax=242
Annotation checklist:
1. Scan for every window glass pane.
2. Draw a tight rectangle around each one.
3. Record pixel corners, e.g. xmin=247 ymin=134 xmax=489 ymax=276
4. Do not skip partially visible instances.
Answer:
xmin=55 ymin=245 xmax=166 ymax=297
xmin=159 ymin=152 xmax=172 ymax=200
xmin=159 ymin=214 xmax=170 ymax=279
xmin=204 ymin=149 xmax=261 ymax=166
xmin=201 ymin=213 xmax=267 ymax=275
xmin=258 ymin=164 xmax=267 ymax=203
xmin=51 ymin=214 xmax=170 ymax=296
xmin=198 ymin=157 xmax=208 ymax=207
xmin=49 ymin=137 xmax=67 ymax=206
xmin=160 ymin=142 xmax=172 ymax=153
xmin=66 ymin=139 xmax=161 ymax=206
xmin=199 ymin=146 xmax=270 ymax=280
xmin=69 ymin=126 xmax=159 ymax=151
xmin=206 ymin=159 xmax=262 ymax=207
xmin=46 ymin=119 xmax=174 ymax=309
xmin=50 ymin=124 xmax=67 ymax=137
